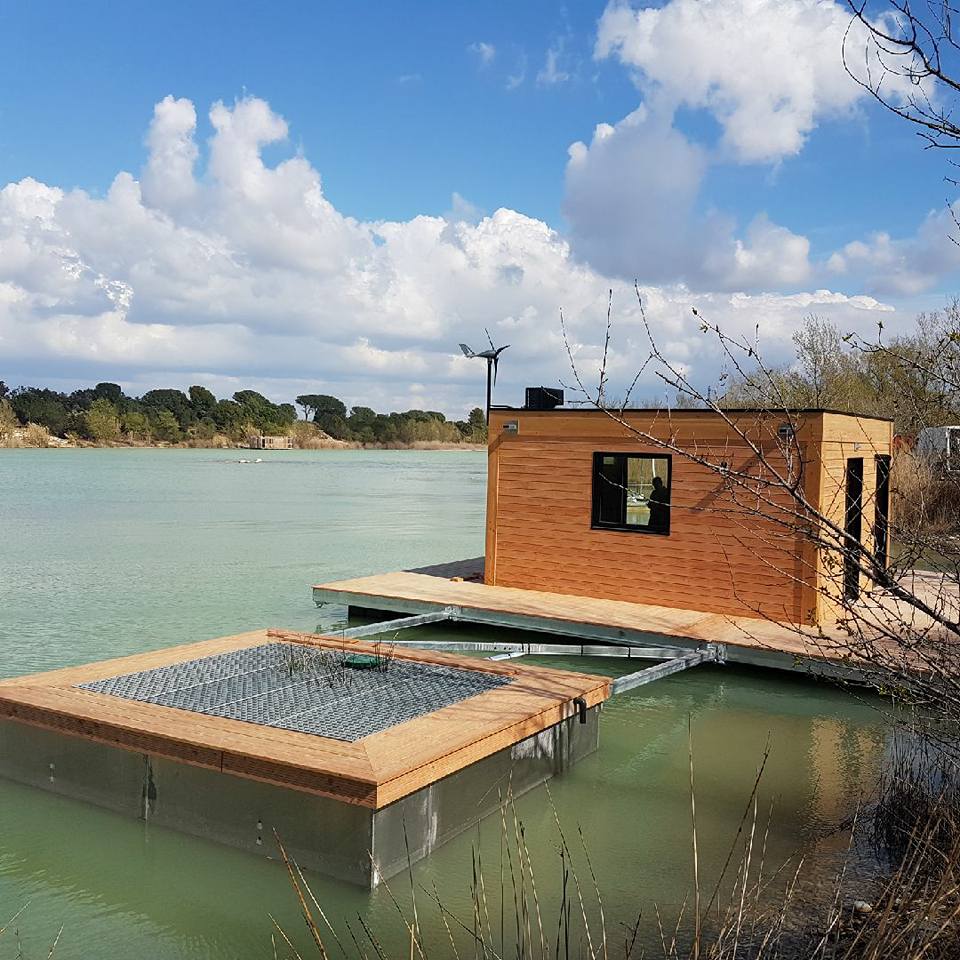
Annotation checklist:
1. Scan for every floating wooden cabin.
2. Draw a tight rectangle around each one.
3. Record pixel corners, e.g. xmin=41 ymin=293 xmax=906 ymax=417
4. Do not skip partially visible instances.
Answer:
xmin=315 ymin=420 xmax=946 ymax=879
xmin=484 ymin=405 xmax=894 ymax=627
xmin=313 ymin=402 xmax=901 ymax=678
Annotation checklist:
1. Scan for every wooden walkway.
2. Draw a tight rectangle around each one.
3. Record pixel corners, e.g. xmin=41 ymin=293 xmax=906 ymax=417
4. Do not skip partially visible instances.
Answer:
xmin=313 ymin=560 xmax=959 ymax=674
xmin=0 ymin=630 xmax=608 ymax=809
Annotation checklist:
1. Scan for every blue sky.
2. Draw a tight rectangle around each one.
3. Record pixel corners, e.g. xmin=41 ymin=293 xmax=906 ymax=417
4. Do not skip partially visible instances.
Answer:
xmin=0 ymin=2 xmax=627 ymax=223
xmin=0 ymin=0 xmax=946 ymax=246
xmin=0 ymin=0 xmax=957 ymax=412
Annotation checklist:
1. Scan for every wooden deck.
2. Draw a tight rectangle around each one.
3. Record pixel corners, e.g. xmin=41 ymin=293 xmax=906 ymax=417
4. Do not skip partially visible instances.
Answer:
xmin=313 ymin=560 xmax=960 ymax=674
xmin=0 ymin=629 xmax=609 ymax=809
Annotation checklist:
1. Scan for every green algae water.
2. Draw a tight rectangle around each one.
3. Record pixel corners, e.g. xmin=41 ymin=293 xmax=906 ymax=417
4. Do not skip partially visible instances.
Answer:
xmin=0 ymin=449 xmax=889 ymax=958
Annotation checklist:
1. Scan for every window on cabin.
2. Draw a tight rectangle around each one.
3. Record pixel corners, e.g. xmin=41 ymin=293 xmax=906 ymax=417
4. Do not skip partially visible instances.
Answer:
xmin=592 ymin=453 xmax=671 ymax=534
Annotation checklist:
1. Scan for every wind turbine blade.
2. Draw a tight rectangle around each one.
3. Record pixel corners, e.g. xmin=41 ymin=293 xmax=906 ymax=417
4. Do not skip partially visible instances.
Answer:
xmin=485 ymin=327 xmax=496 ymax=351
xmin=492 ymin=356 xmax=499 ymax=386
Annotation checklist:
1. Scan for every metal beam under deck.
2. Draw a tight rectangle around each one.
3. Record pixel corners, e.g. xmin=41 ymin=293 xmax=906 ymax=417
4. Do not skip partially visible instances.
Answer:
xmin=316 ymin=586 xmax=710 ymax=657
xmin=482 ymin=645 xmax=725 ymax=694
xmin=329 ymin=611 xmax=701 ymax=661
xmin=394 ymin=639 xmax=697 ymax=660
xmin=333 ymin=609 xmax=458 ymax=640
xmin=610 ymin=646 xmax=723 ymax=695
xmin=322 ymin=602 xmax=700 ymax=661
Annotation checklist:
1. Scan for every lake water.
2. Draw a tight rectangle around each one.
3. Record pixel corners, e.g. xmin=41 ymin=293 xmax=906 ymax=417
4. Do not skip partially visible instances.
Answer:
xmin=0 ymin=449 xmax=889 ymax=958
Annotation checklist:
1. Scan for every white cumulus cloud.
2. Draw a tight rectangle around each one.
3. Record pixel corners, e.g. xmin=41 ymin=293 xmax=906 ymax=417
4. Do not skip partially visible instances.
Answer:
xmin=826 ymin=201 xmax=960 ymax=295
xmin=563 ymin=107 xmax=812 ymax=289
xmin=0 ymin=95 xmax=908 ymax=414
xmin=597 ymin=0 xmax=873 ymax=163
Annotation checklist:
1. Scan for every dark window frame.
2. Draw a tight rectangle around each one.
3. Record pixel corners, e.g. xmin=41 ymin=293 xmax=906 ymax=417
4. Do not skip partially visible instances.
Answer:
xmin=590 ymin=452 xmax=673 ymax=535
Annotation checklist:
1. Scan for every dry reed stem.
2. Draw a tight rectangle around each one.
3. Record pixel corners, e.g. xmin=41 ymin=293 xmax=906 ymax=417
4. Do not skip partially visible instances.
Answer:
xmin=402 ymin=824 xmax=422 ymax=956
xmin=274 ymin=830 xmax=330 ymax=960
xmin=365 ymin=853 xmax=427 ymax=960
xmin=433 ymin=880 xmax=463 ymax=960
xmin=342 ymin=917 xmax=374 ymax=960
xmin=546 ymin=785 xmax=599 ymax=959
xmin=577 ymin=823 xmax=608 ymax=960
xmin=357 ymin=914 xmax=389 ymax=960
xmin=297 ymin=861 xmax=349 ymax=956
xmin=270 ymin=914 xmax=307 ymax=960
xmin=519 ymin=818 xmax=548 ymax=960
xmin=688 ymin=717 xmax=701 ymax=960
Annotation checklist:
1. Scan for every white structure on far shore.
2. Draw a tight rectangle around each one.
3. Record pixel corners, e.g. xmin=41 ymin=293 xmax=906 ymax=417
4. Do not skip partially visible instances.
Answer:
xmin=918 ymin=425 xmax=960 ymax=474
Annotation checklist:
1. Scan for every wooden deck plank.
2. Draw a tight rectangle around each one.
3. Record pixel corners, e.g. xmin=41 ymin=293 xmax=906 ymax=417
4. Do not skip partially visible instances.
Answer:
xmin=315 ymin=570 xmax=768 ymax=638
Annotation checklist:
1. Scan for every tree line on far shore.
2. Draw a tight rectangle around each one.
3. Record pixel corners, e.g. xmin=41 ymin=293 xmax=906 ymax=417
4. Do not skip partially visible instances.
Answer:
xmin=625 ymin=308 xmax=958 ymax=437
xmin=720 ymin=308 xmax=960 ymax=436
xmin=0 ymin=380 xmax=488 ymax=448
xmin=294 ymin=394 xmax=486 ymax=444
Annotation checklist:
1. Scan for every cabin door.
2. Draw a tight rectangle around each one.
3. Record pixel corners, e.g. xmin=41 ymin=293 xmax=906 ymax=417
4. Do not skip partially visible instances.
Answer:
xmin=874 ymin=455 xmax=891 ymax=569
xmin=844 ymin=458 xmax=864 ymax=601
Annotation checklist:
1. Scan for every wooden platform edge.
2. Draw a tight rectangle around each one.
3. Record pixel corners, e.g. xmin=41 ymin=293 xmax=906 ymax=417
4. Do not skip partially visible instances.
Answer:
xmin=373 ymin=677 xmax=610 ymax=807
xmin=0 ymin=686 xmax=381 ymax=807
xmin=0 ymin=631 xmax=611 ymax=810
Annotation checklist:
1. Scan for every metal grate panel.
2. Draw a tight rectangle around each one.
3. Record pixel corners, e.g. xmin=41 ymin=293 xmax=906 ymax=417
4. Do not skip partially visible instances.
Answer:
xmin=78 ymin=643 xmax=512 ymax=741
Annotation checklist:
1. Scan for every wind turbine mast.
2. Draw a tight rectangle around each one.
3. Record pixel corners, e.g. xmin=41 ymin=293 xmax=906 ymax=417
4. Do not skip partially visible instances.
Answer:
xmin=458 ymin=329 xmax=510 ymax=424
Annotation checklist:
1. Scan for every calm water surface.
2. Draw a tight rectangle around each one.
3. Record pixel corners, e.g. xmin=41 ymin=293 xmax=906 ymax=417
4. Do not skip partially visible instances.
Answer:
xmin=0 ymin=449 xmax=889 ymax=958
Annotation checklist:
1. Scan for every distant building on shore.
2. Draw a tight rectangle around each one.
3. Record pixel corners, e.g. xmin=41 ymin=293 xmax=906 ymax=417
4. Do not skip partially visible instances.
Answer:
xmin=248 ymin=434 xmax=293 ymax=450
xmin=918 ymin=425 xmax=960 ymax=475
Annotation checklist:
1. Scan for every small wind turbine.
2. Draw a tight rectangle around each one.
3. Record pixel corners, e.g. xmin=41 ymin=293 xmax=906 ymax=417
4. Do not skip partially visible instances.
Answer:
xmin=459 ymin=329 xmax=510 ymax=423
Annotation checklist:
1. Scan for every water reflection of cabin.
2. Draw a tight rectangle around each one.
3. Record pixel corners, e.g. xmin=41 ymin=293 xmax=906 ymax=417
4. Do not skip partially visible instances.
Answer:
xmin=485 ymin=402 xmax=893 ymax=627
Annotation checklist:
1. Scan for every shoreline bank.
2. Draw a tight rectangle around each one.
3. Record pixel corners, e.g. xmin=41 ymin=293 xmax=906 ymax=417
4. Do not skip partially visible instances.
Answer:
xmin=0 ymin=437 xmax=485 ymax=452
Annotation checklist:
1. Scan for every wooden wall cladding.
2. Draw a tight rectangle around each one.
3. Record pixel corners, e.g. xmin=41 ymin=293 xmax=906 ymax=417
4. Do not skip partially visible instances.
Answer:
xmin=486 ymin=410 xmax=893 ymax=625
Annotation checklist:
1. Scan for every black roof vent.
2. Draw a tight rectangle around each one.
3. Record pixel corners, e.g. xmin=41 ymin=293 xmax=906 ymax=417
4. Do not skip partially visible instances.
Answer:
xmin=524 ymin=387 xmax=564 ymax=410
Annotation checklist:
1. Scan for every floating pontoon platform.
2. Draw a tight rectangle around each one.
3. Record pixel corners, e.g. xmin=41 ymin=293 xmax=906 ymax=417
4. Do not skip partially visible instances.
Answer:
xmin=312 ymin=557 xmax=829 ymax=673
xmin=0 ymin=629 xmax=607 ymax=886
xmin=312 ymin=558 xmax=957 ymax=676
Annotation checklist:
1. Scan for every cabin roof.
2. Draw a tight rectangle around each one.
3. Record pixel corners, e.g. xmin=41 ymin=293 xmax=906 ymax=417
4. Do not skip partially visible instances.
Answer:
xmin=490 ymin=405 xmax=894 ymax=423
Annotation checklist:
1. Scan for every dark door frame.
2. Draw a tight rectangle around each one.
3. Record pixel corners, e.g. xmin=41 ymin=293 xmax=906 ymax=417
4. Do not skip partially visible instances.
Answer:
xmin=874 ymin=454 xmax=891 ymax=570
xmin=844 ymin=457 xmax=864 ymax=601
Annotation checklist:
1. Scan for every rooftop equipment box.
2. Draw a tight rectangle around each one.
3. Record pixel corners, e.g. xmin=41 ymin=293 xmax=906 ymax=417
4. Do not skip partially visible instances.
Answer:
xmin=524 ymin=387 xmax=564 ymax=410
